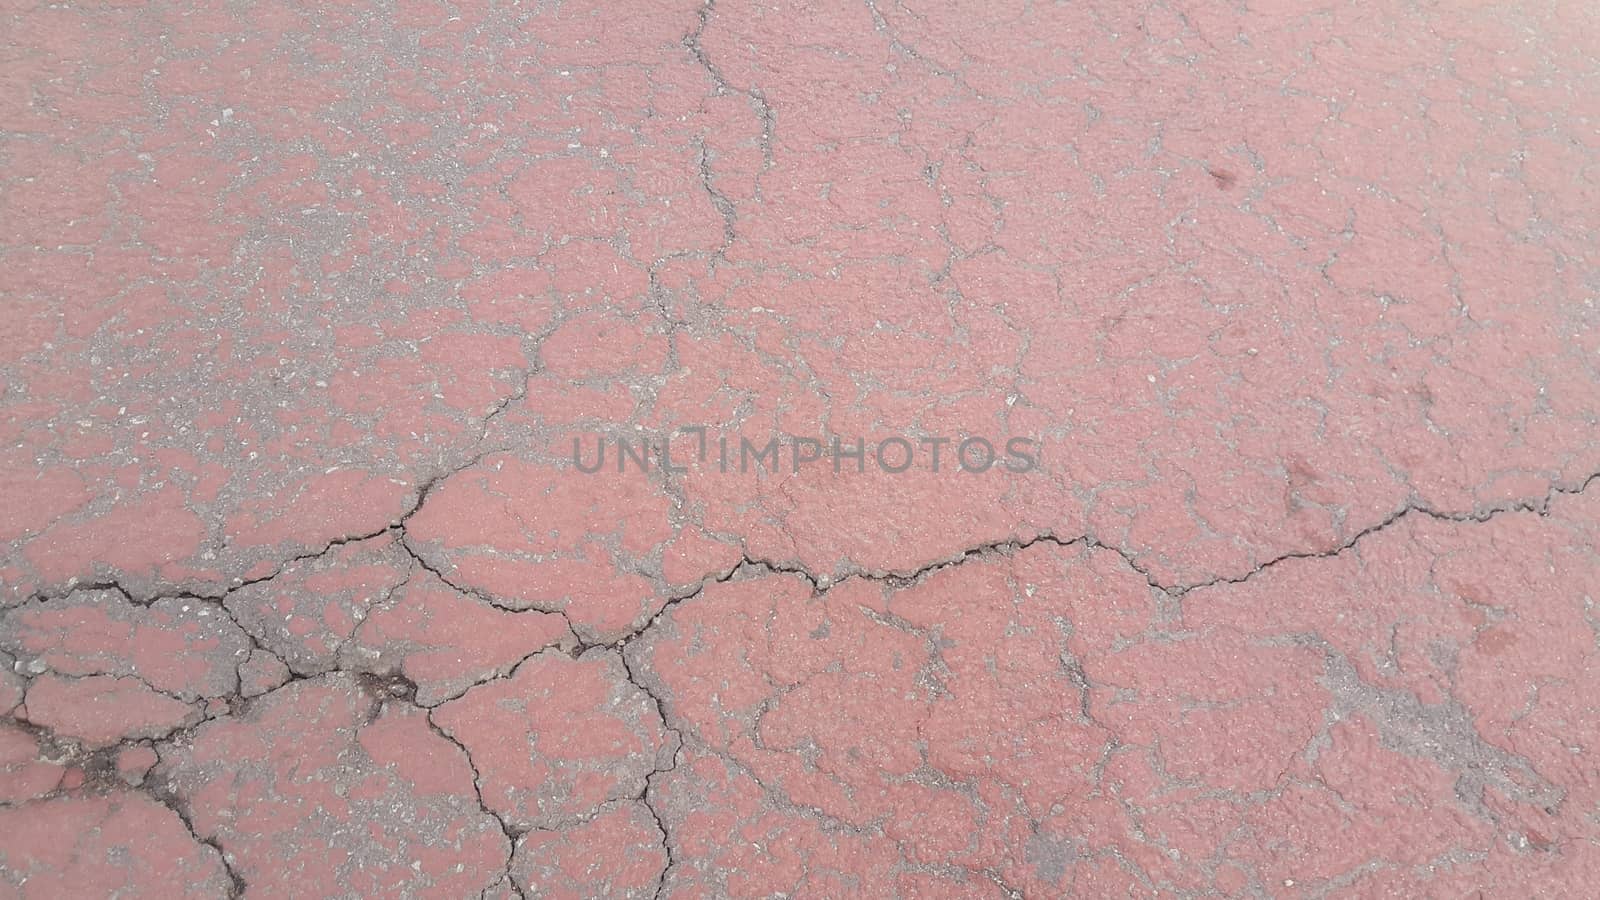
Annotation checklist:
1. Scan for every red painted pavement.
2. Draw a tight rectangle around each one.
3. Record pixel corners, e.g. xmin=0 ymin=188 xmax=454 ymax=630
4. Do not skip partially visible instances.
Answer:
xmin=2 ymin=0 xmax=1599 ymax=896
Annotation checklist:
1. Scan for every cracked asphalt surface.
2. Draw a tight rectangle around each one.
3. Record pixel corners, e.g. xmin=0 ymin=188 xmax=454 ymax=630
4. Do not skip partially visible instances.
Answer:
xmin=2 ymin=0 xmax=1599 ymax=896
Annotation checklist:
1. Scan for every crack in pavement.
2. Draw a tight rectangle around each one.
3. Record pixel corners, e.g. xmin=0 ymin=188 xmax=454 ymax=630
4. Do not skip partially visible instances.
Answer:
xmin=619 ymin=648 xmax=683 ymax=900
xmin=418 ymin=700 xmax=528 ymax=900
xmin=1166 ymin=470 xmax=1600 ymax=598
xmin=6 ymin=462 xmax=1597 ymax=895
xmin=141 ymin=768 xmax=250 ymax=899
xmin=686 ymin=0 xmax=776 ymax=178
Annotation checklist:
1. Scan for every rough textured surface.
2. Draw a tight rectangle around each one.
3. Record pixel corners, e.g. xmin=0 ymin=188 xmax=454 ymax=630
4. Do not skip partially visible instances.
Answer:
xmin=0 ymin=790 xmax=235 ymax=897
xmin=156 ymin=674 xmax=510 ymax=898
xmin=432 ymin=651 xmax=679 ymax=832
xmin=512 ymin=801 xmax=671 ymax=899
xmin=2 ymin=0 xmax=1599 ymax=895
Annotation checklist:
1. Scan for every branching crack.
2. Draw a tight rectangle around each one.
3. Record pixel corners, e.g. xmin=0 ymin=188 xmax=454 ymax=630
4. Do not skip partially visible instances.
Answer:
xmin=618 ymin=648 xmax=683 ymax=900
xmin=686 ymin=0 xmax=775 ymax=182
xmin=6 ymin=442 xmax=1596 ymax=897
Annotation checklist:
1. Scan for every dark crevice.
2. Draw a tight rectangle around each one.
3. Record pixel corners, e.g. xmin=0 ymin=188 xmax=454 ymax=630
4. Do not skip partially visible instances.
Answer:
xmin=422 ymin=706 xmax=525 ymax=898
xmin=4 ymin=448 xmax=1595 ymax=897
xmin=618 ymin=647 xmax=683 ymax=900
xmin=142 ymin=777 xmax=249 ymax=898
xmin=396 ymin=533 xmax=588 ymax=649
xmin=1169 ymin=469 xmax=1600 ymax=597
